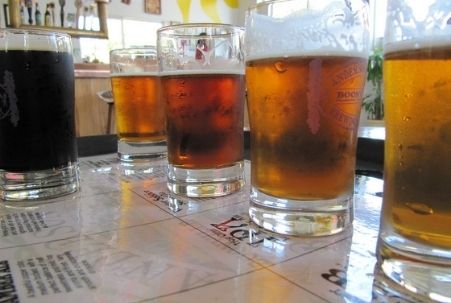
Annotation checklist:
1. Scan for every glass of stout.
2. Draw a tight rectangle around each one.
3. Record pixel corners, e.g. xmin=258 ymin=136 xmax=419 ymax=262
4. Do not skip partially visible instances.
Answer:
xmin=0 ymin=29 xmax=79 ymax=202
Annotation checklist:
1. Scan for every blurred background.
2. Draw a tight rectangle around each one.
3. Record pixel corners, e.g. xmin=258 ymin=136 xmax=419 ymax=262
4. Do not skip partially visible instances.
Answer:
xmin=0 ymin=0 xmax=387 ymax=135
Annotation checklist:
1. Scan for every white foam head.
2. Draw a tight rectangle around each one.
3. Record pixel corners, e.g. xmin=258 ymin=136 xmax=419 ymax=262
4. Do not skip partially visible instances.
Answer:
xmin=384 ymin=0 xmax=451 ymax=54
xmin=158 ymin=24 xmax=244 ymax=74
xmin=110 ymin=47 xmax=159 ymax=75
xmin=244 ymin=1 xmax=370 ymax=62
xmin=159 ymin=69 xmax=245 ymax=77
xmin=385 ymin=35 xmax=451 ymax=54
xmin=0 ymin=29 xmax=72 ymax=53
xmin=110 ymin=59 xmax=159 ymax=75
xmin=159 ymin=56 xmax=244 ymax=76
xmin=110 ymin=71 xmax=160 ymax=77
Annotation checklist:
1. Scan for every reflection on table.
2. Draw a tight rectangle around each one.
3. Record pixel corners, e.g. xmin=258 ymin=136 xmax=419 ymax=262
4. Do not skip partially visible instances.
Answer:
xmin=0 ymin=155 xmax=410 ymax=303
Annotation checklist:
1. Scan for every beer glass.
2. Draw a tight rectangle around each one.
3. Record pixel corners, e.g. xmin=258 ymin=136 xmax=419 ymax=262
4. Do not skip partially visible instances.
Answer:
xmin=158 ymin=24 xmax=245 ymax=197
xmin=0 ymin=29 xmax=79 ymax=202
xmin=110 ymin=48 xmax=166 ymax=162
xmin=377 ymin=0 xmax=451 ymax=300
xmin=245 ymin=0 xmax=370 ymax=236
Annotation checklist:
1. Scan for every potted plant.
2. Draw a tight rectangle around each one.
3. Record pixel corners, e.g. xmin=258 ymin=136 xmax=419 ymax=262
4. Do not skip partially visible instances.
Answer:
xmin=362 ymin=47 xmax=384 ymax=120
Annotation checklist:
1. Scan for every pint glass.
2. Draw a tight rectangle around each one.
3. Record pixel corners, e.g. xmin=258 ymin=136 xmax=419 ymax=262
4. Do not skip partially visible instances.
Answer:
xmin=110 ymin=48 xmax=166 ymax=162
xmin=377 ymin=1 xmax=451 ymax=300
xmin=0 ymin=29 xmax=79 ymax=202
xmin=158 ymin=24 xmax=245 ymax=197
xmin=245 ymin=0 xmax=369 ymax=235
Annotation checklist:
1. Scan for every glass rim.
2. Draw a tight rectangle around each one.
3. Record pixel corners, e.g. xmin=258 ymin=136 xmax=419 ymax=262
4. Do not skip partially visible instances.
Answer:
xmin=110 ymin=47 xmax=157 ymax=56
xmin=0 ymin=28 xmax=71 ymax=39
xmin=157 ymin=23 xmax=243 ymax=37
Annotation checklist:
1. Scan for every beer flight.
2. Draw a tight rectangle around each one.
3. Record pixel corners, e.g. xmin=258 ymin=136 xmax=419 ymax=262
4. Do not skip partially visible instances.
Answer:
xmin=0 ymin=0 xmax=450 ymax=301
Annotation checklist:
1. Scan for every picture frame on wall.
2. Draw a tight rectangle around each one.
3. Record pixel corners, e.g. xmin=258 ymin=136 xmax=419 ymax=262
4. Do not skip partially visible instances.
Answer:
xmin=145 ymin=0 xmax=161 ymax=14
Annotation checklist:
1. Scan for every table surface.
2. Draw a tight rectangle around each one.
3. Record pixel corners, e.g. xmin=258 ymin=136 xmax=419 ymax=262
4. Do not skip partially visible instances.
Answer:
xmin=0 ymin=155 xmax=414 ymax=303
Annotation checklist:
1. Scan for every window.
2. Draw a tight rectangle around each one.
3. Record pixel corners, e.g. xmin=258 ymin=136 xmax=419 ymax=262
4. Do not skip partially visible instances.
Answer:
xmin=121 ymin=19 xmax=161 ymax=47
xmin=79 ymin=18 xmax=162 ymax=63
xmin=371 ymin=0 xmax=387 ymax=42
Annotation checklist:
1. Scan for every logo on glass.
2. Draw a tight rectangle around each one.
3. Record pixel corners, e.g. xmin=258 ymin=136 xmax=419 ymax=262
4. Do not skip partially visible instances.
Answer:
xmin=0 ymin=71 xmax=19 ymax=127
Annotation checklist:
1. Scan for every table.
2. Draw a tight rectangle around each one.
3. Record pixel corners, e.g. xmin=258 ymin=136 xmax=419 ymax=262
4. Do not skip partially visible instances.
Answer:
xmin=0 ymin=155 xmax=413 ymax=303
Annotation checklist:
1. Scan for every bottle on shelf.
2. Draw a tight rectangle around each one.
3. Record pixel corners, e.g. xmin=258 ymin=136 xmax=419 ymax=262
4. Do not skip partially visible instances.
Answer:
xmin=44 ymin=4 xmax=52 ymax=26
xmin=90 ymin=4 xmax=99 ymax=31
xmin=59 ymin=0 xmax=66 ymax=27
xmin=49 ymin=2 xmax=56 ymax=26
xmin=35 ymin=3 xmax=42 ymax=26
xmin=25 ymin=0 xmax=33 ymax=24
xmin=74 ymin=0 xmax=83 ymax=29
xmin=20 ymin=4 xmax=26 ymax=25
xmin=82 ymin=6 xmax=88 ymax=30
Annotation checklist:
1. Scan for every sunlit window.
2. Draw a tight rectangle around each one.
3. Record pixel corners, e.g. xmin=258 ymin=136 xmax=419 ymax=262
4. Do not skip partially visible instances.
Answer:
xmin=79 ymin=18 xmax=162 ymax=63
xmin=371 ymin=0 xmax=387 ymax=40
xmin=122 ymin=19 xmax=161 ymax=47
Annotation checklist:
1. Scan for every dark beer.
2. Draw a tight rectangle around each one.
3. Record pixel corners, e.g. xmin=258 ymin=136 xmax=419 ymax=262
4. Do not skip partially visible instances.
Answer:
xmin=0 ymin=50 xmax=76 ymax=171
xmin=383 ymin=45 xmax=451 ymax=249
xmin=162 ymin=72 xmax=244 ymax=169
xmin=246 ymin=55 xmax=367 ymax=200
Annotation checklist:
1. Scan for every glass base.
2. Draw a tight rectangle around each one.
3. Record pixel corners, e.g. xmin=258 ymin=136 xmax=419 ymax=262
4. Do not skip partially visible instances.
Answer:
xmin=377 ymin=236 xmax=451 ymax=302
xmin=0 ymin=163 xmax=80 ymax=202
xmin=373 ymin=266 xmax=430 ymax=303
xmin=249 ymin=187 xmax=353 ymax=236
xmin=118 ymin=140 xmax=166 ymax=162
xmin=167 ymin=161 xmax=244 ymax=197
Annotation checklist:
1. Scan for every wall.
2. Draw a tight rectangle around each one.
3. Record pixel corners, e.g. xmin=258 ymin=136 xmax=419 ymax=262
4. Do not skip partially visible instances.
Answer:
xmin=0 ymin=0 xmax=253 ymax=29
xmin=108 ymin=0 xmax=252 ymax=25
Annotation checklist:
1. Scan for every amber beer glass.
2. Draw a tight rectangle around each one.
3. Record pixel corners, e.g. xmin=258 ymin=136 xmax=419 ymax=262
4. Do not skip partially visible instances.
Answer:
xmin=376 ymin=0 xmax=451 ymax=300
xmin=245 ymin=0 xmax=369 ymax=236
xmin=0 ymin=29 xmax=79 ymax=202
xmin=158 ymin=24 xmax=245 ymax=197
xmin=110 ymin=48 xmax=166 ymax=162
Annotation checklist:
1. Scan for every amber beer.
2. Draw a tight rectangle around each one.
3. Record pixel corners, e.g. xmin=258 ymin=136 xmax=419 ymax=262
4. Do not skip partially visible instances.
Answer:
xmin=111 ymin=73 xmax=166 ymax=143
xmin=246 ymin=55 xmax=367 ymax=200
xmin=382 ymin=44 xmax=451 ymax=249
xmin=162 ymin=72 xmax=244 ymax=168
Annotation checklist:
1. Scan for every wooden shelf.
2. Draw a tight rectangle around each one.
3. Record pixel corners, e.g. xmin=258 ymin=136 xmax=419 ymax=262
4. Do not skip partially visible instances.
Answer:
xmin=7 ymin=0 xmax=109 ymax=39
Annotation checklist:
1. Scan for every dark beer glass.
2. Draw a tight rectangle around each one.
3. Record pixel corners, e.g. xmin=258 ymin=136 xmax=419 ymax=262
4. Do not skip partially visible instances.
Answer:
xmin=0 ymin=29 xmax=79 ymax=202
xmin=158 ymin=24 xmax=245 ymax=197
xmin=245 ymin=0 xmax=369 ymax=236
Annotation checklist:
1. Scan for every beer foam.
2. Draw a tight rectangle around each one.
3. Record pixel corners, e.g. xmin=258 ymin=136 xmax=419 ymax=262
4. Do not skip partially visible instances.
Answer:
xmin=110 ymin=71 xmax=160 ymax=77
xmin=0 ymin=29 xmax=72 ymax=53
xmin=159 ymin=54 xmax=244 ymax=75
xmin=384 ymin=0 xmax=451 ymax=53
xmin=159 ymin=69 xmax=245 ymax=77
xmin=244 ymin=1 xmax=369 ymax=62
xmin=384 ymin=35 xmax=451 ymax=55
xmin=245 ymin=49 xmax=369 ymax=62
